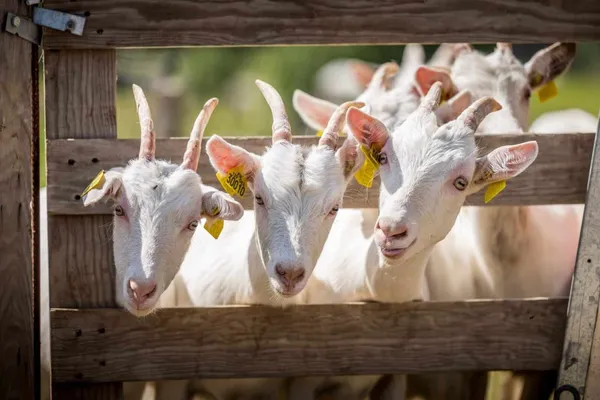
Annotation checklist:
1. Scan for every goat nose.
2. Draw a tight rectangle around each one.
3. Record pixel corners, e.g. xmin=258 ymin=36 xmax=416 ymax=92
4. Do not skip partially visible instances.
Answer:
xmin=275 ymin=264 xmax=306 ymax=285
xmin=376 ymin=218 xmax=409 ymax=239
xmin=128 ymin=279 xmax=157 ymax=302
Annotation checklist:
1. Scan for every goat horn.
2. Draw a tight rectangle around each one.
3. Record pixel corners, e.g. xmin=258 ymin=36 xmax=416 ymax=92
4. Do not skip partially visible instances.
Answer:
xmin=181 ymin=98 xmax=219 ymax=171
xmin=458 ymin=96 xmax=502 ymax=133
xmin=255 ymin=79 xmax=292 ymax=144
xmin=497 ymin=42 xmax=513 ymax=52
xmin=133 ymin=84 xmax=156 ymax=161
xmin=370 ymin=61 xmax=400 ymax=90
xmin=419 ymin=81 xmax=444 ymax=112
xmin=319 ymin=101 xmax=365 ymax=150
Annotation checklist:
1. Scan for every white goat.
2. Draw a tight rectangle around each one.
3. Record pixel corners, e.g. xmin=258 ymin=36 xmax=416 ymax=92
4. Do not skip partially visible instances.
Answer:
xmin=289 ymin=82 xmax=539 ymax=399
xmin=79 ymin=84 xmax=245 ymax=400
xmin=412 ymin=43 xmax=581 ymax=400
xmin=175 ymin=80 xmax=365 ymax=400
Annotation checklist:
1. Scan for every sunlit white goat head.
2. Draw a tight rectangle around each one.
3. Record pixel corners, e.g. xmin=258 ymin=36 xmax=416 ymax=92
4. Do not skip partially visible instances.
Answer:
xmin=206 ymin=80 xmax=363 ymax=297
xmin=346 ymin=82 xmax=539 ymax=262
xmin=82 ymin=85 xmax=244 ymax=316
xmin=415 ymin=42 xmax=577 ymax=131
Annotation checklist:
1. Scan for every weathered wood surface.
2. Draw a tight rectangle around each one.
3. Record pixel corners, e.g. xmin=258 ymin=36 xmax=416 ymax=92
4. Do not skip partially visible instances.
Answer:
xmin=557 ymin=118 xmax=600 ymax=398
xmin=46 ymin=132 xmax=594 ymax=215
xmin=41 ymin=0 xmax=600 ymax=49
xmin=44 ymin=49 xmax=123 ymax=399
xmin=51 ymin=299 xmax=567 ymax=383
xmin=0 ymin=0 xmax=37 ymax=398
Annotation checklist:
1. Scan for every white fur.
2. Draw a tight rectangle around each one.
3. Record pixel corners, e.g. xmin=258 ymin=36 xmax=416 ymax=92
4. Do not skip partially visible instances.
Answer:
xmin=428 ymin=45 xmax=582 ymax=301
xmin=178 ymin=136 xmax=361 ymax=399
xmin=530 ymin=108 xmax=598 ymax=134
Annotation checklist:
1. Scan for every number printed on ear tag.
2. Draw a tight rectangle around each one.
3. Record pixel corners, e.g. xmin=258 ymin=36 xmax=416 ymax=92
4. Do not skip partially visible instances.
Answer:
xmin=216 ymin=166 xmax=247 ymax=198
xmin=354 ymin=145 xmax=380 ymax=188
xmin=81 ymin=170 xmax=106 ymax=197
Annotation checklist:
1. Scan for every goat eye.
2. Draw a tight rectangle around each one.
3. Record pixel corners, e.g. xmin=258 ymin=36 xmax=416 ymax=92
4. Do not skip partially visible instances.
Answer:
xmin=255 ymin=195 xmax=265 ymax=206
xmin=453 ymin=176 xmax=468 ymax=191
xmin=378 ymin=153 xmax=388 ymax=165
xmin=329 ymin=206 xmax=339 ymax=216
xmin=188 ymin=221 xmax=198 ymax=231
xmin=114 ymin=205 xmax=125 ymax=216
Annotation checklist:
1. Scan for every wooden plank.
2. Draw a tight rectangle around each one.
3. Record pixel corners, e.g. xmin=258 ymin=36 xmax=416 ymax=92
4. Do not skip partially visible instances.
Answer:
xmin=44 ymin=49 xmax=122 ymax=399
xmin=41 ymin=0 xmax=600 ymax=49
xmin=556 ymin=118 xmax=600 ymax=398
xmin=46 ymin=132 xmax=594 ymax=215
xmin=50 ymin=299 xmax=568 ymax=383
xmin=0 ymin=0 xmax=37 ymax=399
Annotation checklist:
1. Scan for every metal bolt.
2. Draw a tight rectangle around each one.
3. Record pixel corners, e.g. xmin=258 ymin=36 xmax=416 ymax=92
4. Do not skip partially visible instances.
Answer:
xmin=65 ymin=19 xmax=75 ymax=31
xmin=11 ymin=16 xmax=21 ymax=28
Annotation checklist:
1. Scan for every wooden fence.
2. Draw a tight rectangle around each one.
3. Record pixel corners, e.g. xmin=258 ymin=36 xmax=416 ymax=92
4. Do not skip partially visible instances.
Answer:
xmin=2 ymin=0 xmax=600 ymax=399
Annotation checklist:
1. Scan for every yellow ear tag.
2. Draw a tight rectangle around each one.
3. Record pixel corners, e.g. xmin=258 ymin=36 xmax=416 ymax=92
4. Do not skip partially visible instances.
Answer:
xmin=81 ymin=170 xmax=106 ymax=197
xmin=203 ymin=206 xmax=224 ymax=239
xmin=354 ymin=145 xmax=380 ymax=188
xmin=204 ymin=218 xmax=224 ymax=239
xmin=216 ymin=166 xmax=247 ymax=198
xmin=537 ymin=80 xmax=558 ymax=103
xmin=484 ymin=180 xmax=507 ymax=204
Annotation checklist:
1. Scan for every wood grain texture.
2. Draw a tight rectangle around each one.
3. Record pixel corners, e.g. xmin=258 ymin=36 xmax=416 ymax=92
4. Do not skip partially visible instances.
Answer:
xmin=46 ymin=132 xmax=594 ymax=215
xmin=44 ymin=49 xmax=122 ymax=398
xmin=41 ymin=0 xmax=600 ymax=49
xmin=50 ymin=299 xmax=568 ymax=383
xmin=0 ymin=0 xmax=36 ymax=398
xmin=558 ymin=119 xmax=600 ymax=397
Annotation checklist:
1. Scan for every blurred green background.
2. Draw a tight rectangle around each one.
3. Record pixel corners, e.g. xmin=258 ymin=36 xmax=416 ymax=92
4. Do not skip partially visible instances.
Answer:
xmin=40 ymin=43 xmax=600 ymax=186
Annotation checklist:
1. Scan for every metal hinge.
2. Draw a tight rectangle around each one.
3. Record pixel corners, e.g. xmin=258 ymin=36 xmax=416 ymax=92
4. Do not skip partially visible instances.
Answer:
xmin=3 ymin=6 xmax=86 ymax=45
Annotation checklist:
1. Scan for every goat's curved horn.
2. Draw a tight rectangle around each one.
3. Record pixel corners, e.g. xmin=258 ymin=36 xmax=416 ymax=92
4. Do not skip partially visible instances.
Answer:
xmin=419 ymin=81 xmax=444 ymax=112
xmin=181 ymin=98 xmax=219 ymax=171
xmin=255 ymin=79 xmax=292 ymax=144
xmin=133 ymin=84 xmax=156 ymax=161
xmin=370 ymin=61 xmax=400 ymax=90
xmin=458 ymin=96 xmax=502 ymax=133
xmin=319 ymin=101 xmax=365 ymax=150
xmin=496 ymin=42 xmax=513 ymax=52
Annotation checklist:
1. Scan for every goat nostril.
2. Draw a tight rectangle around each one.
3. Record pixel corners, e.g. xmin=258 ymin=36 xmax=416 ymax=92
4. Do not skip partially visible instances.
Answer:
xmin=275 ymin=265 xmax=286 ymax=277
xmin=294 ymin=269 xmax=305 ymax=283
xmin=128 ymin=279 xmax=157 ymax=302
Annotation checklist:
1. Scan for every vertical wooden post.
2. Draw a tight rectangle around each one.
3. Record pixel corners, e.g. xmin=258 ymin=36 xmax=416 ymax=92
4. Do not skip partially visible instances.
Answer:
xmin=44 ymin=49 xmax=122 ymax=399
xmin=557 ymin=115 xmax=600 ymax=399
xmin=0 ymin=1 xmax=38 ymax=399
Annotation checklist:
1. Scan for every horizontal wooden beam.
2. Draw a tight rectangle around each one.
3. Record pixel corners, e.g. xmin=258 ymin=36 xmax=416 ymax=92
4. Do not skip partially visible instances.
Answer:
xmin=51 ymin=299 xmax=567 ymax=383
xmin=47 ymin=133 xmax=593 ymax=215
xmin=42 ymin=0 xmax=600 ymax=49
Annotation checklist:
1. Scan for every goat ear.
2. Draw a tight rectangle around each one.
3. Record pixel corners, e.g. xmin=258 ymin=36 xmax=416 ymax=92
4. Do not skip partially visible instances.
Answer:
xmin=349 ymin=60 xmax=376 ymax=88
xmin=82 ymin=168 xmax=124 ymax=207
xmin=415 ymin=66 xmax=457 ymax=101
xmin=435 ymin=89 xmax=472 ymax=124
xmin=201 ymin=189 xmax=244 ymax=221
xmin=525 ymin=43 xmax=576 ymax=90
xmin=206 ymin=135 xmax=260 ymax=180
xmin=336 ymin=136 xmax=363 ymax=179
xmin=292 ymin=89 xmax=338 ymax=132
xmin=346 ymin=107 xmax=389 ymax=151
xmin=469 ymin=141 xmax=539 ymax=194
